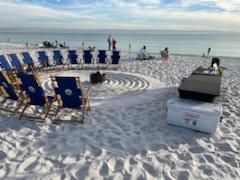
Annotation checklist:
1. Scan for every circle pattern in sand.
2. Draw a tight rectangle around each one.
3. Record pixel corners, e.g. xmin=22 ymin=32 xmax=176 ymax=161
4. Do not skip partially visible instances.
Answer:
xmin=40 ymin=71 xmax=153 ymax=102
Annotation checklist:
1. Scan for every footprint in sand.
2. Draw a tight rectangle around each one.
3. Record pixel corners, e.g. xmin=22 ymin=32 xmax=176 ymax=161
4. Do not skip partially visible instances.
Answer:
xmin=107 ymin=158 xmax=124 ymax=172
xmin=188 ymin=146 xmax=205 ymax=154
xmin=99 ymin=162 xmax=109 ymax=176
xmin=178 ymin=152 xmax=193 ymax=161
xmin=143 ymin=162 xmax=159 ymax=177
xmin=17 ymin=156 xmax=39 ymax=173
xmin=0 ymin=150 xmax=7 ymax=161
xmin=89 ymin=145 xmax=102 ymax=157
xmin=0 ymin=165 xmax=8 ymax=179
xmin=215 ymin=142 xmax=237 ymax=152
xmin=199 ymin=165 xmax=214 ymax=176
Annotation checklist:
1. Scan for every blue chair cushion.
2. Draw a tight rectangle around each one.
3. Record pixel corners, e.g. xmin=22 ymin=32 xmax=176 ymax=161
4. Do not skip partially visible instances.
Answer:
xmin=98 ymin=50 xmax=107 ymax=64
xmin=55 ymin=77 xmax=83 ymax=108
xmin=21 ymin=52 xmax=34 ymax=65
xmin=17 ymin=73 xmax=46 ymax=106
xmin=111 ymin=51 xmax=120 ymax=65
xmin=9 ymin=54 xmax=22 ymax=68
xmin=0 ymin=72 xmax=18 ymax=100
xmin=0 ymin=55 xmax=12 ymax=72
xmin=83 ymin=50 xmax=92 ymax=64
xmin=53 ymin=50 xmax=63 ymax=65
xmin=68 ymin=50 xmax=78 ymax=64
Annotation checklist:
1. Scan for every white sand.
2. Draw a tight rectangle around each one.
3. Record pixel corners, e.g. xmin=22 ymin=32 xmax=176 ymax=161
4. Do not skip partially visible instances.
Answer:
xmin=0 ymin=43 xmax=239 ymax=179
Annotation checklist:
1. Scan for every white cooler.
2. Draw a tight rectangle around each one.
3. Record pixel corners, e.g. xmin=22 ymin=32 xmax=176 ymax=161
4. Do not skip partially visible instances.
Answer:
xmin=167 ymin=98 xmax=222 ymax=134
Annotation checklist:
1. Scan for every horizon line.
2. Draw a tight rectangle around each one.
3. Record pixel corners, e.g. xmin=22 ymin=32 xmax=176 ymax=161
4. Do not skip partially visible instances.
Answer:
xmin=0 ymin=27 xmax=240 ymax=34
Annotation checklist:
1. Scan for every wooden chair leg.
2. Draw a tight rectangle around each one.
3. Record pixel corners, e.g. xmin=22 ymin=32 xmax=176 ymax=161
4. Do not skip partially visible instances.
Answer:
xmin=52 ymin=106 xmax=61 ymax=123
xmin=19 ymin=103 xmax=28 ymax=119
xmin=42 ymin=104 xmax=52 ymax=120
xmin=12 ymin=100 xmax=24 ymax=115
xmin=1 ymin=97 xmax=7 ymax=104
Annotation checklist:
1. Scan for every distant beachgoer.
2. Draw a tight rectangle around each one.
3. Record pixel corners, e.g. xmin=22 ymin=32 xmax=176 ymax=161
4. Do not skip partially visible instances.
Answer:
xmin=137 ymin=45 xmax=154 ymax=60
xmin=108 ymin=35 xmax=112 ymax=51
xmin=137 ymin=45 xmax=147 ymax=60
xmin=207 ymin=48 xmax=211 ymax=56
xmin=206 ymin=47 xmax=211 ymax=60
xmin=112 ymin=38 xmax=117 ymax=51
xmin=162 ymin=47 xmax=170 ymax=64
xmin=55 ymin=40 xmax=58 ymax=48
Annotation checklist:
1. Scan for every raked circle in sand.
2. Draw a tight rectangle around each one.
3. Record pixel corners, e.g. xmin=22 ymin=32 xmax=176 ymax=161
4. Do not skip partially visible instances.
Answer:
xmin=40 ymin=70 xmax=166 ymax=106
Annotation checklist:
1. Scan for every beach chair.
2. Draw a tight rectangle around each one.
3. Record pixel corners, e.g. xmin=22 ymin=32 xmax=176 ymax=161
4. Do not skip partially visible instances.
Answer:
xmin=37 ymin=51 xmax=51 ymax=69
xmin=67 ymin=50 xmax=80 ymax=69
xmin=111 ymin=51 xmax=120 ymax=65
xmin=21 ymin=52 xmax=36 ymax=71
xmin=16 ymin=72 xmax=55 ymax=121
xmin=8 ymin=53 xmax=25 ymax=72
xmin=53 ymin=50 xmax=64 ymax=69
xmin=83 ymin=50 xmax=93 ymax=65
xmin=51 ymin=76 xmax=91 ymax=123
xmin=97 ymin=50 xmax=108 ymax=68
xmin=0 ymin=54 xmax=13 ymax=73
xmin=0 ymin=55 xmax=23 ymax=83
xmin=0 ymin=70 xmax=24 ymax=112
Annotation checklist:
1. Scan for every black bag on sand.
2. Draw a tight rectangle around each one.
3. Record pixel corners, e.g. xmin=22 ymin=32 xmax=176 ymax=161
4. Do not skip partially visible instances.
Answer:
xmin=90 ymin=71 xmax=106 ymax=84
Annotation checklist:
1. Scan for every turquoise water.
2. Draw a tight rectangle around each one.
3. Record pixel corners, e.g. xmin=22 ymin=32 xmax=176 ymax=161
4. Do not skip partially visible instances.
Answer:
xmin=0 ymin=29 xmax=240 ymax=57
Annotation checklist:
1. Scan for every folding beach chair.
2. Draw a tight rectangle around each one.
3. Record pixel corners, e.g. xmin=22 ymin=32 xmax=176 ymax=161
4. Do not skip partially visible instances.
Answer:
xmin=97 ymin=50 xmax=108 ymax=68
xmin=67 ymin=50 xmax=79 ymax=69
xmin=0 ymin=70 xmax=23 ymax=112
xmin=21 ymin=52 xmax=36 ymax=71
xmin=53 ymin=50 xmax=64 ymax=69
xmin=0 ymin=55 xmax=23 ymax=84
xmin=16 ymin=72 xmax=55 ymax=121
xmin=37 ymin=51 xmax=51 ymax=69
xmin=0 ymin=55 xmax=12 ymax=73
xmin=83 ymin=50 xmax=93 ymax=65
xmin=111 ymin=51 xmax=120 ymax=65
xmin=109 ymin=51 xmax=120 ymax=69
xmin=51 ymin=76 xmax=91 ymax=123
xmin=8 ymin=53 xmax=25 ymax=72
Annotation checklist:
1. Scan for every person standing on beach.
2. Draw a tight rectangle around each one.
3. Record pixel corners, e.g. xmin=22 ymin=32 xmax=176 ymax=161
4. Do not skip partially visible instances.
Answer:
xmin=162 ymin=47 xmax=170 ymax=64
xmin=112 ymin=38 xmax=117 ymax=51
xmin=108 ymin=35 xmax=112 ymax=51
xmin=206 ymin=47 xmax=211 ymax=59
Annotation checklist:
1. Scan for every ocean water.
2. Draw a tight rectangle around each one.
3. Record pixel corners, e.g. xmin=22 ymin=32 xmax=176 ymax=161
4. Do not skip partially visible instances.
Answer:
xmin=0 ymin=29 xmax=240 ymax=57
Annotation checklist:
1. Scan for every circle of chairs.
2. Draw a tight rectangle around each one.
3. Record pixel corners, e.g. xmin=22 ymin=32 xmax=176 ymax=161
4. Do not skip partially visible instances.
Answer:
xmin=0 ymin=49 xmax=121 ymax=123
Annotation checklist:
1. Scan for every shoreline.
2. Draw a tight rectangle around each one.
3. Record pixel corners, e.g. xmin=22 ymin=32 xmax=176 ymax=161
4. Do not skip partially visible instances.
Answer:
xmin=0 ymin=41 xmax=240 ymax=59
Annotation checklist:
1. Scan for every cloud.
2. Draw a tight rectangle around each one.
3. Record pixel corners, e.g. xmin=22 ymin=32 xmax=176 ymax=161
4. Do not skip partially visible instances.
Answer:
xmin=0 ymin=0 xmax=240 ymax=31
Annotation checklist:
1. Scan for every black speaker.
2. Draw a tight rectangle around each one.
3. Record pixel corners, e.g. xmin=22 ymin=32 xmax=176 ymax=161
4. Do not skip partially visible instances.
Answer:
xmin=211 ymin=57 xmax=220 ymax=67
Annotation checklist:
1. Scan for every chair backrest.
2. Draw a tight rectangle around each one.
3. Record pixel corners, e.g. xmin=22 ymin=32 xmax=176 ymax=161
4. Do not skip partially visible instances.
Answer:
xmin=111 ymin=51 xmax=120 ymax=65
xmin=98 ymin=50 xmax=107 ymax=64
xmin=9 ymin=54 xmax=22 ymax=68
xmin=53 ymin=50 xmax=63 ymax=65
xmin=21 ymin=52 xmax=34 ymax=65
xmin=38 ymin=51 xmax=49 ymax=63
xmin=17 ymin=73 xmax=46 ymax=106
xmin=68 ymin=50 xmax=78 ymax=64
xmin=0 ymin=55 xmax=12 ymax=72
xmin=54 ymin=76 xmax=83 ymax=108
xmin=83 ymin=50 xmax=92 ymax=64
xmin=0 ymin=71 xmax=18 ymax=100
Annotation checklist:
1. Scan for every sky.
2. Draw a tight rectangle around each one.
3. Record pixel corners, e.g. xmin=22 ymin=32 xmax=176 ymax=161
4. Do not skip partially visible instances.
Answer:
xmin=1 ymin=0 xmax=240 ymax=31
